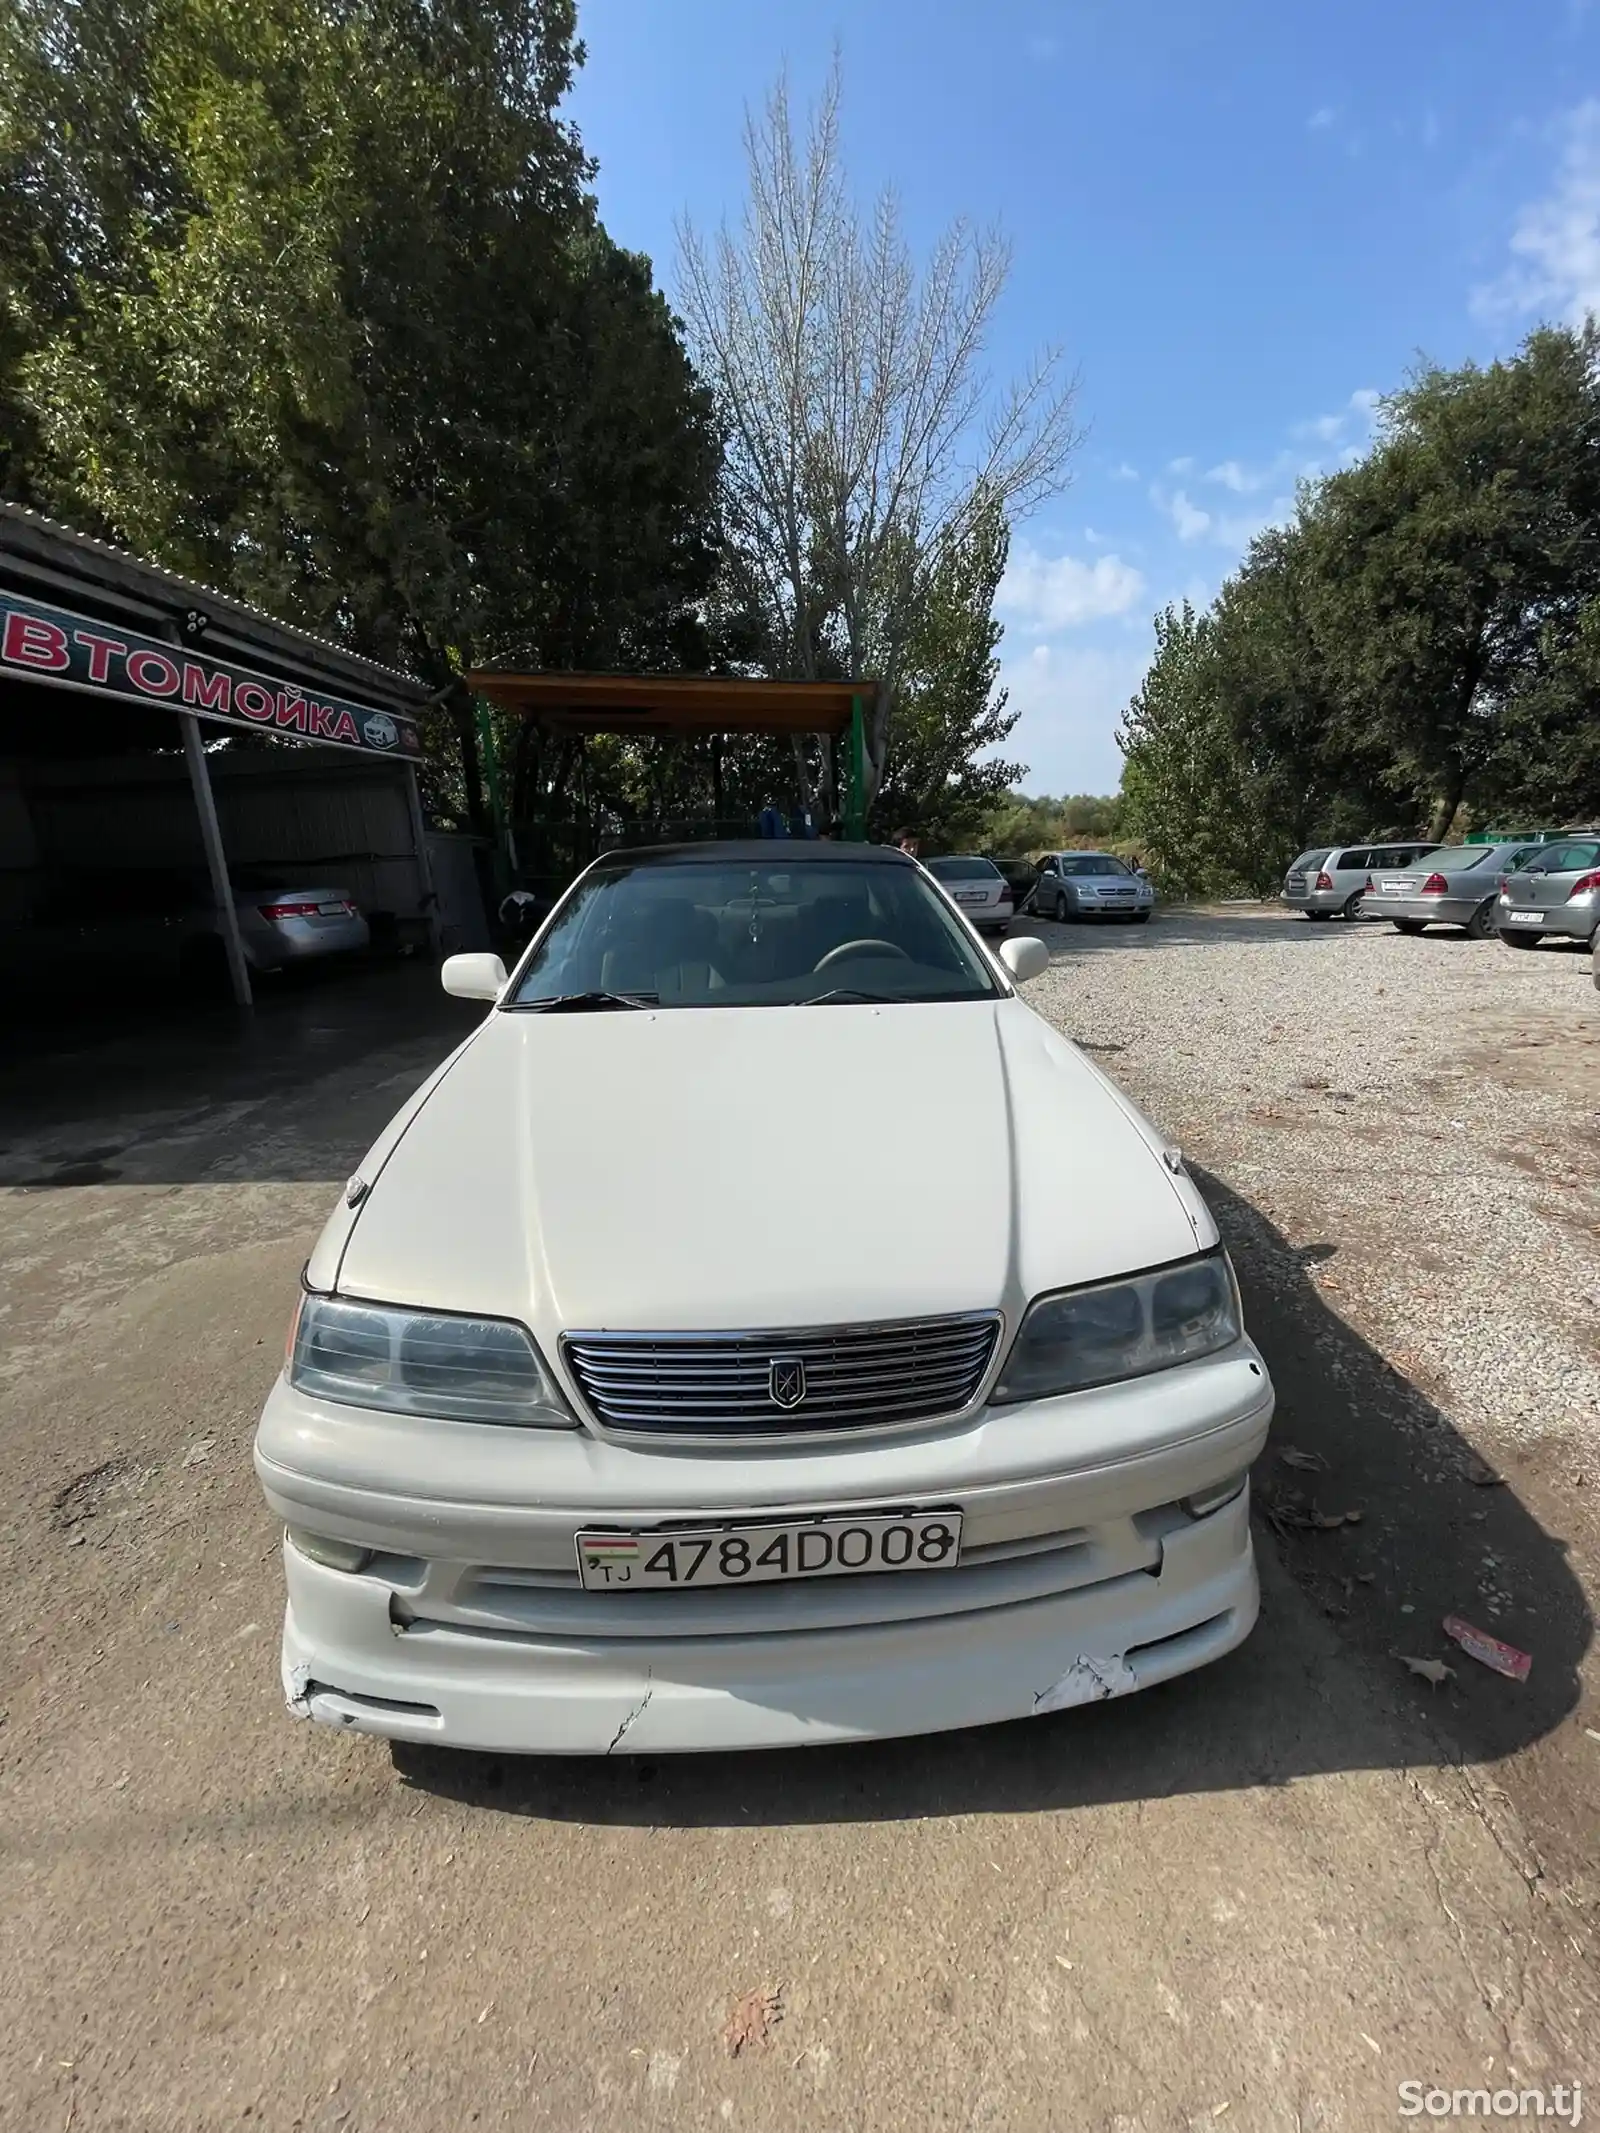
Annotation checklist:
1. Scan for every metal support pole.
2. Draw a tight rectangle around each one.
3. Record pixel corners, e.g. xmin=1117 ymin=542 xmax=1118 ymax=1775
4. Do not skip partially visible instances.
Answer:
xmin=180 ymin=710 xmax=253 ymax=1008
xmin=847 ymin=694 xmax=868 ymax=841
xmin=475 ymin=696 xmax=513 ymax=901
xmin=404 ymin=761 xmax=443 ymax=958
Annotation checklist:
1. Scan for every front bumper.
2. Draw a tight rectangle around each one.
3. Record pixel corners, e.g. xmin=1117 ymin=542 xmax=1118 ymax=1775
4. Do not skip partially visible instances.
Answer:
xmin=256 ymin=1350 xmax=1273 ymax=1754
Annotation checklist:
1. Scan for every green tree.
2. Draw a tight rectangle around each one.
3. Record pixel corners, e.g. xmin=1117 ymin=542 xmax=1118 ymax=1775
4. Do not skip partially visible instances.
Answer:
xmin=1118 ymin=601 xmax=1283 ymax=895
xmin=873 ymin=502 xmax=1024 ymax=846
xmin=1299 ymin=324 xmax=1600 ymax=837
xmin=1 ymin=0 xmax=723 ymax=826
xmin=977 ymin=790 xmax=1124 ymax=855
xmin=676 ymin=58 xmax=1079 ymax=821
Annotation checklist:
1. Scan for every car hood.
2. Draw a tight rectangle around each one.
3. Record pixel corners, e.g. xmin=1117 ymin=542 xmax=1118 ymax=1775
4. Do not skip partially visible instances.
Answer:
xmin=332 ymin=999 xmax=1210 ymax=1336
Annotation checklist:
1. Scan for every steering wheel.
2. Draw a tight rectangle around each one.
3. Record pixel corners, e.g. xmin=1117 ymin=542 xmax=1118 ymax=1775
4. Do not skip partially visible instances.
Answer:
xmin=812 ymin=938 xmax=912 ymax=972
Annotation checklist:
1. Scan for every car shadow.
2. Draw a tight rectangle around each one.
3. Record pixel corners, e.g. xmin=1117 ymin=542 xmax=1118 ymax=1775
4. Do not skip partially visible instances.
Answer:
xmin=392 ymin=1167 xmax=1589 ymax=1830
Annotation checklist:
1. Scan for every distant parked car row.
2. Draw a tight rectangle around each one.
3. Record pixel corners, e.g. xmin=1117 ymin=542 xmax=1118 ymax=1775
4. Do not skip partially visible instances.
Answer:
xmin=1281 ymin=834 xmax=1600 ymax=988
xmin=924 ymin=850 xmax=1157 ymax=932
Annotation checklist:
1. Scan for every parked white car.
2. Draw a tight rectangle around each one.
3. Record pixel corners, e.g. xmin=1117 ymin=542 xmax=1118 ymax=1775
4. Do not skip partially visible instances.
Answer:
xmin=923 ymin=853 xmax=1015 ymax=934
xmin=254 ymin=842 xmax=1272 ymax=1756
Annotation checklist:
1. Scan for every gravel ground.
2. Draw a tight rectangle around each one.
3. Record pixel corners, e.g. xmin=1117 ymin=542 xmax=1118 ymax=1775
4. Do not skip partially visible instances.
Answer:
xmin=1025 ymin=904 xmax=1600 ymax=1462
xmin=1022 ymin=903 xmax=1600 ymax=1899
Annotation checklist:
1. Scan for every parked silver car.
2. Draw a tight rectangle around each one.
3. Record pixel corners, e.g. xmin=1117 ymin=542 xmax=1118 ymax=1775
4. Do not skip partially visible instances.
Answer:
xmin=1029 ymin=851 xmax=1155 ymax=922
xmin=0 ymin=865 xmax=370 ymax=996
xmin=1364 ymin=842 xmax=1550 ymax=939
xmin=1495 ymin=833 xmax=1600 ymax=950
xmin=1281 ymin=841 xmax=1435 ymax=919
xmin=923 ymin=854 xmax=1015 ymax=934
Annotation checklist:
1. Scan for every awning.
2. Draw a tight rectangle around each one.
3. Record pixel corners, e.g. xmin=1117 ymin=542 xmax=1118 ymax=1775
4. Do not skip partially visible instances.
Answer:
xmin=468 ymin=670 xmax=868 ymax=737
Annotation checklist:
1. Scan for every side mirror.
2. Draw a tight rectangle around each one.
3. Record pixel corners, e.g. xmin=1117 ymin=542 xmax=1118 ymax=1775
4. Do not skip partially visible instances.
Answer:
xmin=999 ymin=935 xmax=1049 ymax=983
xmin=441 ymin=951 xmax=508 ymax=1001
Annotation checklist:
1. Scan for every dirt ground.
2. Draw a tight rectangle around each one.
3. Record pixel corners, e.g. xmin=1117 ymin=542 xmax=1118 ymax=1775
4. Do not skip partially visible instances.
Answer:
xmin=1 ymin=937 xmax=1596 ymax=2133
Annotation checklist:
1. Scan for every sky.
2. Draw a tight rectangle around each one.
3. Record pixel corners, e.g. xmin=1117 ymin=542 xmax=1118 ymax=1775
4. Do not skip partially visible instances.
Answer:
xmin=568 ymin=0 xmax=1600 ymax=796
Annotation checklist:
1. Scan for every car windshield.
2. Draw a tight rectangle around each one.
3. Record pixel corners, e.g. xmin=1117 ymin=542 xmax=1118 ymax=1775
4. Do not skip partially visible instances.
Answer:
xmin=507 ymin=859 xmax=1003 ymax=1008
xmin=927 ymin=856 xmax=1001 ymax=881
xmin=1059 ymin=855 xmax=1128 ymax=877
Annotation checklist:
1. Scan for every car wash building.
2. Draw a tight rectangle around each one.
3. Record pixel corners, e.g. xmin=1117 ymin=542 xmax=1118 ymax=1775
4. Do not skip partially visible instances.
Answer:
xmin=0 ymin=504 xmax=446 ymax=1009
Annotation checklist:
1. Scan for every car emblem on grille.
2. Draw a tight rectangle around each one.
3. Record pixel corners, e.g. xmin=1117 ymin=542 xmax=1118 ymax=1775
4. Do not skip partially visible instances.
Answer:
xmin=768 ymin=1356 xmax=807 ymax=1409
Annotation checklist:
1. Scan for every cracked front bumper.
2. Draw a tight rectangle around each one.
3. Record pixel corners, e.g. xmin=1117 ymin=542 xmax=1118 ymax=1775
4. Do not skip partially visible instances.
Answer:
xmin=277 ymin=1486 xmax=1260 ymax=1755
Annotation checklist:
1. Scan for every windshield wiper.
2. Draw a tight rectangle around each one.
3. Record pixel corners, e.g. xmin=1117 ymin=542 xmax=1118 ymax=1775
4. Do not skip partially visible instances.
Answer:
xmin=804 ymin=986 xmax=899 ymax=1005
xmin=514 ymin=989 xmax=657 ymax=1013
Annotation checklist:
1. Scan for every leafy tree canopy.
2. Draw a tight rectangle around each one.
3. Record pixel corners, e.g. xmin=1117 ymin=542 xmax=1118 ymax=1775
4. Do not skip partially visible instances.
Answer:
xmin=0 ymin=0 xmax=723 ymax=821
xmin=1116 ymin=324 xmax=1600 ymax=893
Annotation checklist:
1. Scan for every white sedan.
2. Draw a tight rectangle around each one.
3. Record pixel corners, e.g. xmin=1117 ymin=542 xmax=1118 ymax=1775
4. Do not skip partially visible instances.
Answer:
xmin=255 ymin=842 xmax=1272 ymax=1755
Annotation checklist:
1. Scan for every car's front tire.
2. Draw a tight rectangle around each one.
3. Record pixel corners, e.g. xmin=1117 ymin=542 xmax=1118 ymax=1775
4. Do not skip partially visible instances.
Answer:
xmin=1053 ymin=891 xmax=1074 ymax=923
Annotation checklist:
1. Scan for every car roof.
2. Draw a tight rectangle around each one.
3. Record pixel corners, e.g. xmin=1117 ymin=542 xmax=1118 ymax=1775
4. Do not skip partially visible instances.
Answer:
xmin=594 ymin=840 xmax=914 ymax=868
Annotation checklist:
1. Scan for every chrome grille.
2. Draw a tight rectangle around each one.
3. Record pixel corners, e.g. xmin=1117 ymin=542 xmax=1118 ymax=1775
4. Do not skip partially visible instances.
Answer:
xmin=561 ymin=1313 xmax=1002 ymax=1436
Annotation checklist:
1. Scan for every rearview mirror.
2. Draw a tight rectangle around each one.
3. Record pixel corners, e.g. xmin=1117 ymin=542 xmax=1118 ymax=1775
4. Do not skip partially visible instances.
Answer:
xmin=998 ymin=935 xmax=1049 ymax=983
xmin=442 ymin=952 xmax=508 ymax=1001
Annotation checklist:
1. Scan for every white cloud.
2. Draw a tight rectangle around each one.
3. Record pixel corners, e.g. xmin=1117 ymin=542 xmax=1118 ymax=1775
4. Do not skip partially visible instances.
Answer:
xmin=1290 ymin=387 xmax=1382 ymax=448
xmin=1162 ymin=488 xmax=1214 ymax=541
xmin=992 ymin=640 xmax=1152 ymax=794
xmin=1110 ymin=461 xmax=1140 ymax=482
xmin=1151 ymin=483 xmax=1292 ymax=551
xmin=1308 ymin=106 xmax=1337 ymax=131
xmin=1166 ymin=455 xmax=1196 ymax=475
xmin=1474 ymin=99 xmax=1600 ymax=324
xmin=998 ymin=545 xmax=1146 ymax=631
xmin=1205 ymin=459 xmax=1257 ymax=494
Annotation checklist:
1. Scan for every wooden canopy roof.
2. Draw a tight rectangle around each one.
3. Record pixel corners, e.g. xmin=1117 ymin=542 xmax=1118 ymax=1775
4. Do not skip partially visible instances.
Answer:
xmin=467 ymin=670 xmax=868 ymax=736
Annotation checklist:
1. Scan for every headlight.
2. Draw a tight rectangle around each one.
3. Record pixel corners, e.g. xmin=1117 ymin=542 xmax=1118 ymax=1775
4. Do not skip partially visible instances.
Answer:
xmin=289 ymin=1293 xmax=575 ymax=1427
xmin=991 ymin=1251 xmax=1242 ymax=1402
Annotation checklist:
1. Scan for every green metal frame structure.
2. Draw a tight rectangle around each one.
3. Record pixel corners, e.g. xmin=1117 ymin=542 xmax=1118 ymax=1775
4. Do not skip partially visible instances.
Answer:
xmin=468 ymin=670 xmax=877 ymax=885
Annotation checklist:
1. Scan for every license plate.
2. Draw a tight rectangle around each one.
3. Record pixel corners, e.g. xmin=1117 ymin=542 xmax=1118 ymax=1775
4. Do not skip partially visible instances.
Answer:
xmin=575 ymin=1510 xmax=964 ymax=1590
xmin=1378 ymin=880 xmax=1412 ymax=895
xmin=955 ymin=889 xmax=989 ymax=903
xmin=1507 ymin=911 xmax=1544 ymax=925
xmin=317 ymin=901 xmax=349 ymax=915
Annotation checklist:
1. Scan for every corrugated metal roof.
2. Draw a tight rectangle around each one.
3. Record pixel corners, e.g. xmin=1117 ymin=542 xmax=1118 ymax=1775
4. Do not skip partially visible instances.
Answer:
xmin=0 ymin=500 xmax=435 ymax=708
